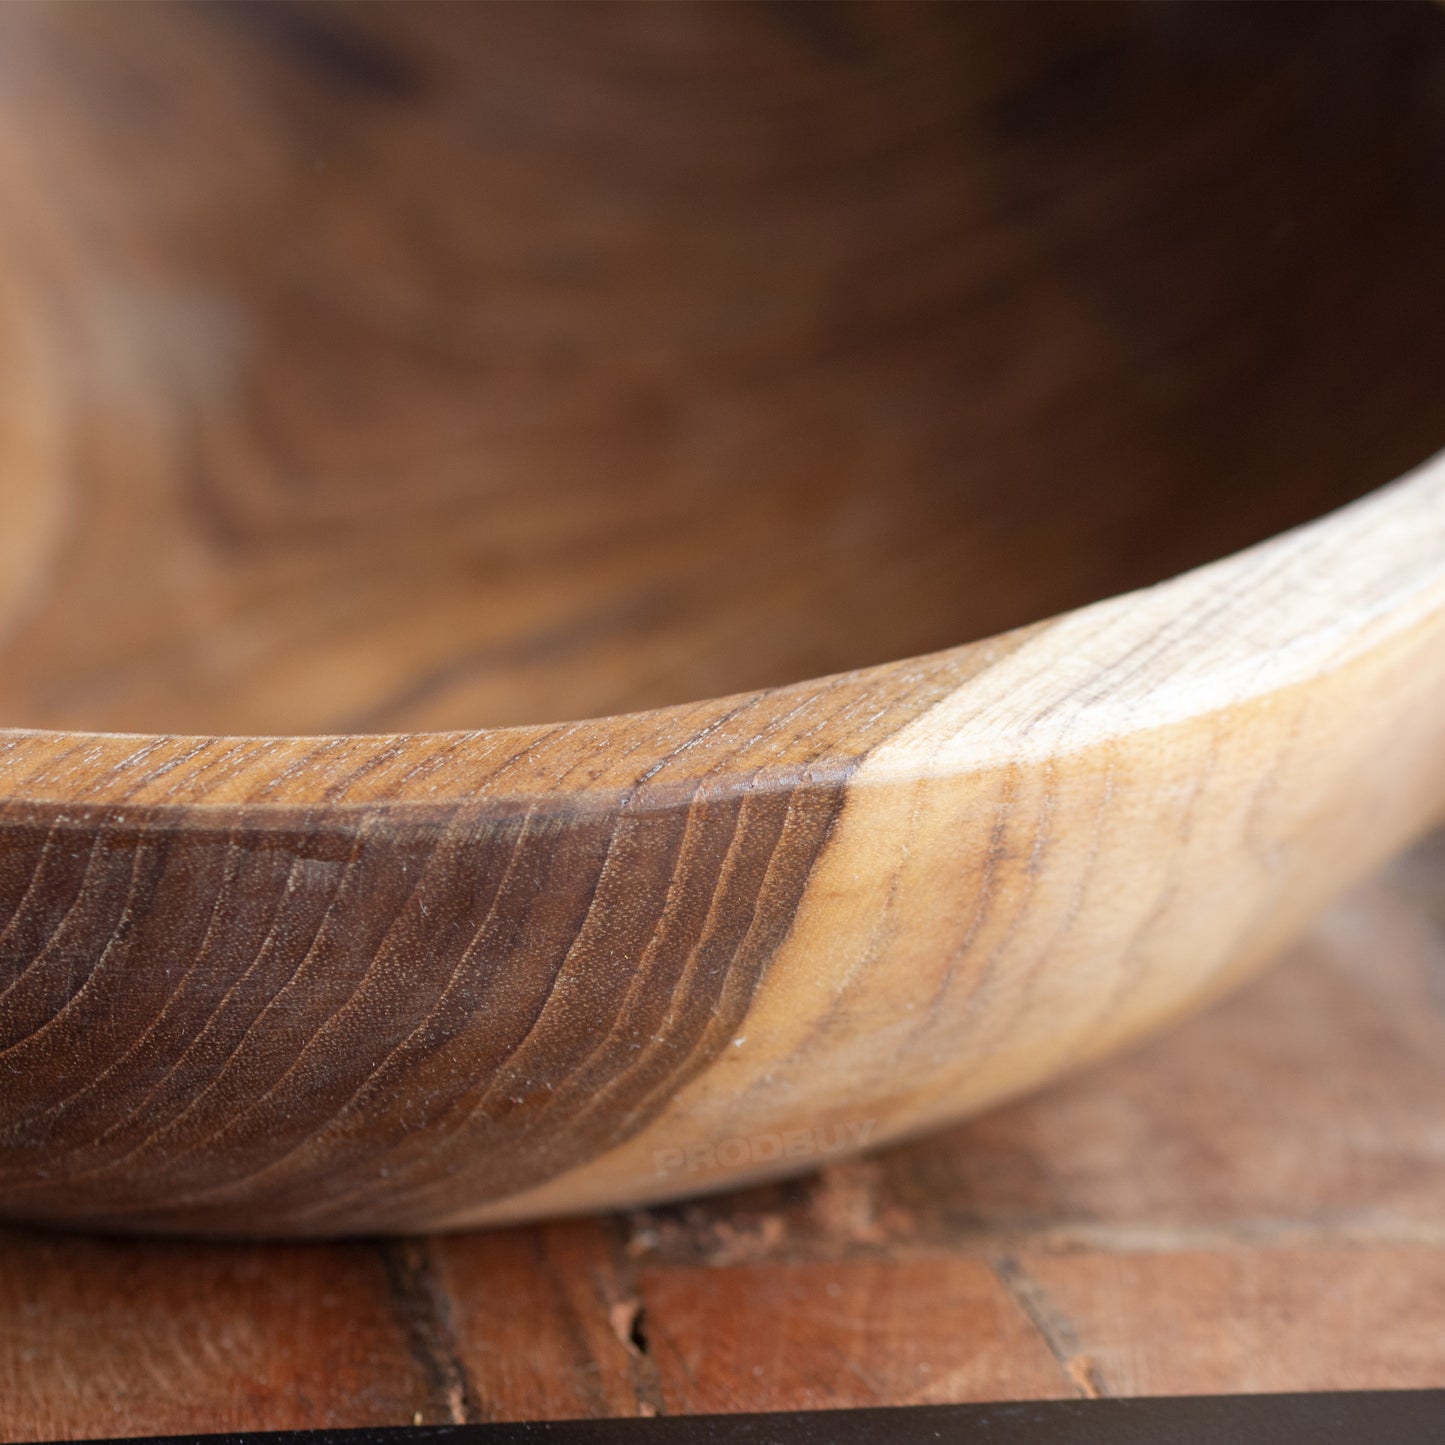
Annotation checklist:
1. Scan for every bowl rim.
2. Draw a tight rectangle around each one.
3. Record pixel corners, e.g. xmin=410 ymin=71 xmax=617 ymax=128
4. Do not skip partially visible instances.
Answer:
xmin=1 ymin=448 xmax=1442 ymax=816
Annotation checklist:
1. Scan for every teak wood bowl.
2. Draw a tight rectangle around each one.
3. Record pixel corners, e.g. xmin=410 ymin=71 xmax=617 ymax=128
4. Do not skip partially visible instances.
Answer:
xmin=2 ymin=2 xmax=1445 ymax=1237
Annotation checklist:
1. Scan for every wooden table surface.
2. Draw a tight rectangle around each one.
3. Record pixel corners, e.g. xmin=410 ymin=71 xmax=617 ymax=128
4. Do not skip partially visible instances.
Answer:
xmin=4 ymin=825 xmax=1444 ymax=1438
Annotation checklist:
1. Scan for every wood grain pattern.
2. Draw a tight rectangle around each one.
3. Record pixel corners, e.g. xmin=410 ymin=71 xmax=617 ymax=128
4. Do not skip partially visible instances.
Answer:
xmin=636 ymin=1257 xmax=1069 ymax=1412
xmin=425 ymin=1222 xmax=653 ymax=1422
xmin=0 ymin=1 xmax=1444 ymax=1236
xmin=0 ymin=1231 xmax=431 ymax=1437
xmin=6 ymin=829 xmax=1445 ymax=1439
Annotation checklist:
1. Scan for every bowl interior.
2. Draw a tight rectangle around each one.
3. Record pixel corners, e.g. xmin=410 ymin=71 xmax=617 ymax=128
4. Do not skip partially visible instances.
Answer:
xmin=0 ymin=1 xmax=1443 ymax=736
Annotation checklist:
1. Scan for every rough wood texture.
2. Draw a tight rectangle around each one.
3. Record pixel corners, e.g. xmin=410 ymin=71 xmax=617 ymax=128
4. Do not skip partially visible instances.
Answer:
xmin=1 ymin=1 xmax=1445 ymax=1236
xmin=5 ymin=830 xmax=1445 ymax=1438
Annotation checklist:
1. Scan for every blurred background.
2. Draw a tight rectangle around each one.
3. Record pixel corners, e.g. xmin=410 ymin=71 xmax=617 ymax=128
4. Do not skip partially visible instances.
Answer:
xmin=0 ymin=0 xmax=1442 ymax=736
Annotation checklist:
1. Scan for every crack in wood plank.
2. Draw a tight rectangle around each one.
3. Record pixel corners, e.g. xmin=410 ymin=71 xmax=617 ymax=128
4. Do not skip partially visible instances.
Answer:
xmin=377 ymin=1239 xmax=484 ymax=1425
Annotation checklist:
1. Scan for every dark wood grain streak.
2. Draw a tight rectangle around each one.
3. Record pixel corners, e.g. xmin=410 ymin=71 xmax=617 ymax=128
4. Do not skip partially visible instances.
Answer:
xmin=0 ymin=788 xmax=836 ymax=1233
xmin=0 ymin=620 xmax=1036 ymax=1234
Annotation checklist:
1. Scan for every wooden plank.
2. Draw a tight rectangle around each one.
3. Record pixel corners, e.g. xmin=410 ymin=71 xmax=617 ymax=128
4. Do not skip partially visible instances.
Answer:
xmin=1005 ymin=1244 xmax=1445 ymax=1398
xmin=430 ymin=1221 xmax=650 ymax=1422
xmin=636 ymin=1258 xmax=1070 ymax=1413
xmin=0 ymin=1234 xmax=429 ymax=1442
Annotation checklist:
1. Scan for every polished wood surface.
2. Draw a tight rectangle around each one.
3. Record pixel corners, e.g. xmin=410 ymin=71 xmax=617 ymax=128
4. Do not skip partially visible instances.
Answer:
xmin=5 ymin=828 xmax=1445 ymax=1435
xmin=1 ymin=0 xmax=1443 ymax=734
xmin=1 ymin=1 xmax=1444 ymax=1236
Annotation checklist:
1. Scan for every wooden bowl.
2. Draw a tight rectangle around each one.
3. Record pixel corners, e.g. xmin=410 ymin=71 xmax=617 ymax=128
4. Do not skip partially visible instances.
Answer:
xmin=2 ymin=2 xmax=1444 ymax=1237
